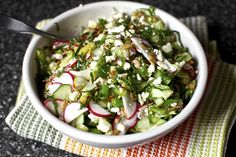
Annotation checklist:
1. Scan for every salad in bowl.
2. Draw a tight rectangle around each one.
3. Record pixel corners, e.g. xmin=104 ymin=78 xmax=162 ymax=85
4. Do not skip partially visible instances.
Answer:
xmin=36 ymin=6 xmax=197 ymax=135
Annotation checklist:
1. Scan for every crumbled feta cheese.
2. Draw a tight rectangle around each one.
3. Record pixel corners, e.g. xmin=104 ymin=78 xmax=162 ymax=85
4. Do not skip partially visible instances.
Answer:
xmin=154 ymin=49 xmax=177 ymax=73
xmin=105 ymin=22 xmax=113 ymax=28
xmin=49 ymin=62 xmax=56 ymax=69
xmin=52 ymin=53 xmax=63 ymax=60
xmin=94 ymin=77 xmax=106 ymax=85
xmin=112 ymin=12 xmax=123 ymax=19
xmin=108 ymin=25 xmax=125 ymax=34
xmin=93 ymin=48 xmax=104 ymax=57
xmin=154 ymin=50 xmax=164 ymax=62
xmin=88 ymin=113 xmax=100 ymax=123
xmin=137 ymin=74 xmax=142 ymax=81
xmin=93 ymin=34 xmax=104 ymax=42
xmin=152 ymin=77 xmax=162 ymax=86
xmin=162 ymin=42 xmax=172 ymax=53
xmin=69 ymin=91 xmax=80 ymax=101
xmin=90 ymin=61 xmax=98 ymax=70
xmin=105 ymin=55 xmax=116 ymax=63
xmin=117 ymin=123 xmax=126 ymax=132
xmin=93 ymin=56 xmax=100 ymax=60
xmin=123 ymin=62 xmax=131 ymax=70
xmin=138 ymin=92 xmax=149 ymax=105
xmin=109 ymin=84 xmax=115 ymax=88
xmin=148 ymin=77 xmax=155 ymax=82
xmin=117 ymin=59 xmax=123 ymax=66
xmin=114 ymin=40 xmax=123 ymax=47
xmin=107 ymin=78 xmax=113 ymax=84
xmin=97 ymin=118 xmax=112 ymax=133
xmin=170 ymin=102 xmax=178 ymax=108
xmin=110 ymin=107 xmax=120 ymax=113
xmin=105 ymin=38 xmax=115 ymax=44
xmin=129 ymin=29 xmax=135 ymax=34
xmin=88 ymin=20 xmax=97 ymax=28
xmin=118 ymin=73 xmax=128 ymax=78
xmin=148 ymin=64 xmax=155 ymax=76
xmin=139 ymin=16 xmax=145 ymax=23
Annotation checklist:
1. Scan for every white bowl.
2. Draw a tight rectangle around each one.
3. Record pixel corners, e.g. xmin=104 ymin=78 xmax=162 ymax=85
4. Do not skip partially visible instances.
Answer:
xmin=23 ymin=1 xmax=208 ymax=148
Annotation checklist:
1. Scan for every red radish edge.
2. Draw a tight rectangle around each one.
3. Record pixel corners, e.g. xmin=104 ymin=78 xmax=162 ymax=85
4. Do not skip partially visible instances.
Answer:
xmin=87 ymin=103 xmax=112 ymax=117
xmin=52 ymin=40 xmax=70 ymax=49
xmin=52 ymin=72 xmax=74 ymax=86
xmin=126 ymin=102 xmax=139 ymax=120
xmin=112 ymin=114 xmax=121 ymax=130
xmin=129 ymin=117 xmax=138 ymax=128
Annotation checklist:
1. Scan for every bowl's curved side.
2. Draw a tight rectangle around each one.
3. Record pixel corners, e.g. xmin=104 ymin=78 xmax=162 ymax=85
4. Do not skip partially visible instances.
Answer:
xmin=23 ymin=1 xmax=208 ymax=148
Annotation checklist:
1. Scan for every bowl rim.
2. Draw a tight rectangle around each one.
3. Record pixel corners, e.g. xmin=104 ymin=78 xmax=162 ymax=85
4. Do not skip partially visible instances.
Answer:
xmin=23 ymin=1 xmax=208 ymax=146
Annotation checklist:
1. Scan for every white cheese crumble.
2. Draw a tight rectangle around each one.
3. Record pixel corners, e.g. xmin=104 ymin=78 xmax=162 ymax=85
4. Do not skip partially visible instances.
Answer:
xmin=88 ymin=113 xmax=99 ymax=123
xmin=137 ymin=74 xmax=142 ymax=81
xmin=89 ymin=61 xmax=98 ymax=70
xmin=114 ymin=40 xmax=123 ymax=47
xmin=105 ymin=55 xmax=116 ymax=63
xmin=170 ymin=102 xmax=178 ymax=108
xmin=110 ymin=107 xmax=120 ymax=113
xmin=108 ymin=25 xmax=125 ymax=34
xmin=88 ymin=20 xmax=97 ymax=28
xmin=162 ymin=42 xmax=172 ymax=53
xmin=117 ymin=59 xmax=122 ymax=66
xmin=117 ymin=123 xmax=126 ymax=132
xmin=112 ymin=12 xmax=123 ymax=19
xmin=94 ymin=77 xmax=106 ymax=85
xmin=93 ymin=34 xmax=104 ymax=42
xmin=52 ymin=54 xmax=63 ymax=60
xmin=152 ymin=77 xmax=162 ymax=86
xmin=97 ymin=118 xmax=112 ymax=133
xmin=138 ymin=92 xmax=149 ymax=105
xmin=123 ymin=62 xmax=131 ymax=70
xmin=148 ymin=64 xmax=155 ymax=76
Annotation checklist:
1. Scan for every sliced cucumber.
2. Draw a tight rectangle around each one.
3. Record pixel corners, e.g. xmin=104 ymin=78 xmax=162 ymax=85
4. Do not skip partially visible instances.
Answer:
xmin=76 ymin=124 xmax=89 ymax=131
xmin=153 ymin=98 xmax=164 ymax=106
xmin=52 ymin=84 xmax=72 ymax=100
xmin=135 ymin=116 xmax=152 ymax=132
xmin=150 ymin=88 xmax=173 ymax=100
xmin=71 ymin=114 xmax=84 ymax=127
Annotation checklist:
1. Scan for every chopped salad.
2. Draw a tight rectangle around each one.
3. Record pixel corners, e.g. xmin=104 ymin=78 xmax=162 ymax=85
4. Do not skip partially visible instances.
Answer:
xmin=36 ymin=7 xmax=197 ymax=135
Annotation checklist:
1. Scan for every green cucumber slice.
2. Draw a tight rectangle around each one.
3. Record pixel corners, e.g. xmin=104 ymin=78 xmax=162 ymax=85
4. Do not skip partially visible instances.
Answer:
xmin=52 ymin=84 xmax=72 ymax=100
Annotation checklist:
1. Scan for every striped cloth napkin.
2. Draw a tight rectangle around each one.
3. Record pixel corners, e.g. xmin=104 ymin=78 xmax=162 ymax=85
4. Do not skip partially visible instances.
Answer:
xmin=5 ymin=16 xmax=236 ymax=157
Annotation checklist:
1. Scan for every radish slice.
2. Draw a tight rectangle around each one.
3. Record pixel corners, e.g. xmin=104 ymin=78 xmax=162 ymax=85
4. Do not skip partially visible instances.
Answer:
xmin=88 ymin=102 xmax=112 ymax=117
xmin=52 ymin=40 xmax=70 ymax=49
xmin=112 ymin=115 xmax=121 ymax=130
xmin=131 ymin=37 xmax=156 ymax=65
xmin=44 ymin=99 xmax=63 ymax=116
xmin=122 ymin=114 xmax=138 ymax=129
xmin=122 ymin=93 xmax=138 ymax=119
xmin=44 ymin=99 xmax=56 ymax=115
xmin=64 ymin=102 xmax=88 ymax=123
xmin=114 ymin=115 xmax=138 ymax=135
xmin=47 ymin=82 xmax=62 ymax=95
xmin=52 ymin=72 xmax=74 ymax=85
xmin=65 ymin=58 xmax=78 ymax=71
xmin=69 ymin=69 xmax=91 ymax=80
